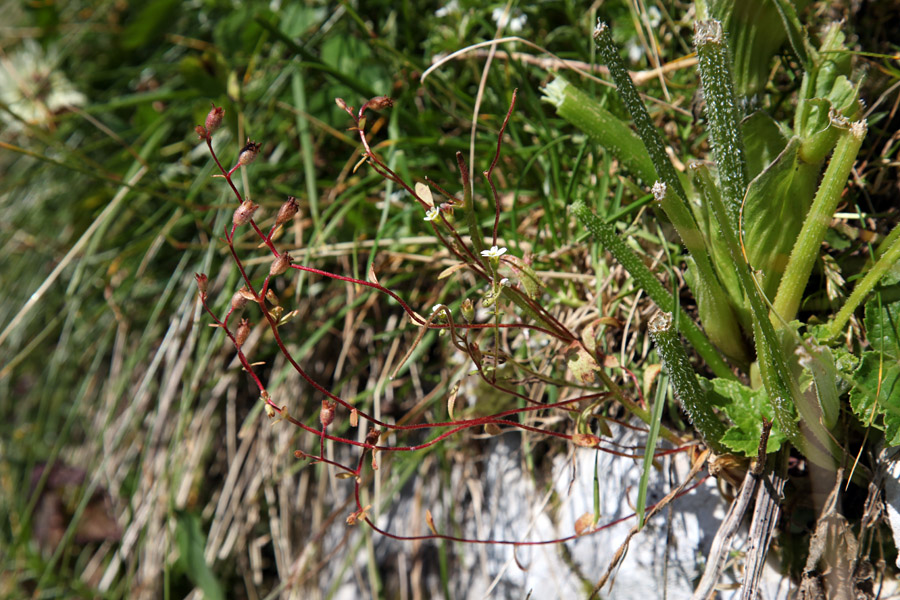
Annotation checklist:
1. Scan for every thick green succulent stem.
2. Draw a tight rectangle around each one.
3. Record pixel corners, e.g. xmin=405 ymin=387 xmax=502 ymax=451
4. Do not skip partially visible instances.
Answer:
xmin=771 ymin=121 xmax=866 ymax=325
xmin=541 ymin=76 xmax=657 ymax=185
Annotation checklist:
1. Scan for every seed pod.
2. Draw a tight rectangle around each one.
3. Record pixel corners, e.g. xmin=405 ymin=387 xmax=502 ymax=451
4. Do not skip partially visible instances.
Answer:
xmin=275 ymin=196 xmax=300 ymax=226
xmin=365 ymin=428 xmax=380 ymax=446
xmin=231 ymin=289 xmax=248 ymax=311
xmin=233 ymin=200 xmax=259 ymax=226
xmin=195 ymin=125 xmax=207 ymax=138
xmin=320 ymin=400 xmax=336 ymax=428
xmin=269 ymin=252 xmax=293 ymax=277
xmin=205 ymin=104 xmax=225 ymax=134
xmin=230 ymin=286 xmax=254 ymax=311
xmin=235 ymin=318 xmax=251 ymax=349
xmin=238 ymin=140 xmax=261 ymax=166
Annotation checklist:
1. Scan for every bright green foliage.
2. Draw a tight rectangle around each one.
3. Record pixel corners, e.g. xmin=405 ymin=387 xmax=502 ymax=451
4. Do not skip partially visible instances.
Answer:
xmin=850 ymin=297 xmax=900 ymax=443
xmin=703 ymin=378 xmax=788 ymax=455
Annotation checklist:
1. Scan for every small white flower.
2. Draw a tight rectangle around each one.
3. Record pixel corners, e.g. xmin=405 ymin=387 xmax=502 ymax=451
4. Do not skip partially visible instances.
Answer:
xmin=432 ymin=304 xmax=443 ymax=313
xmin=647 ymin=6 xmax=662 ymax=28
xmin=424 ymin=206 xmax=440 ymax=221
xmin=499 ymin=278 xmax=510 ymax=286
xmin=491 ymin=7 xmax=527 ymax=33
xmin=480 ymin=245 xmax=507 ymax=259
xmin=626 ymin=39 xmax=643 ymax=64
xmin=435 ymin=0 xmax=459 ymax=17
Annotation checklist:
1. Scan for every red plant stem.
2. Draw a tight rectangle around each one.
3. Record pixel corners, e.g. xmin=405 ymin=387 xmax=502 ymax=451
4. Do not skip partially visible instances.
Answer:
xmin=355 ymin=475 xmax=710 ymax=546
xmin=485 ymin=89 xmax=518 ymax=246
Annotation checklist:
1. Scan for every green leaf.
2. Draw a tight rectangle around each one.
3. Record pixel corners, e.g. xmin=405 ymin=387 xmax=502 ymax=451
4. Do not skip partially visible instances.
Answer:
xmin=864 ymin=296 xmax=900 ymax=358
xmin=703 ymin=378 xmax=787 ymax=455
xmin=175 ymin=511 xmax=224 ymax=600
xmin=742 ymin=111 xmax=789 ymax=180
xmin=850 ymin=297 xmax=900 ymax=442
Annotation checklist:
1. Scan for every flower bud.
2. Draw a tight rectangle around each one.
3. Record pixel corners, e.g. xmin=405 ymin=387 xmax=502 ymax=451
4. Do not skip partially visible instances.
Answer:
xmin=195 ymin=273 xmax=208 ymax=299
xmin=265 ymin=288 xmax=279 ymax=305
xmin=461 ymin=298 xmax=474 ymax=322
xmin=368 ymin=96 xmax=393 ymax=110
xmin=238 ymin=140 xmax=261 ymax=166
xmin=320 ymin=400 xmax=336 ymax=428
xmin=235 ymin=318 xmax=251 ymax=349
xmin=275 ymin=196 xmax=300 ymax=226
xmin=205 ymin=104 xmax=225 ymax=134
xmin=269 ymin=252 xmax=293 ymax=277
xmin=233 ymin=200 xmax=259 ymax=226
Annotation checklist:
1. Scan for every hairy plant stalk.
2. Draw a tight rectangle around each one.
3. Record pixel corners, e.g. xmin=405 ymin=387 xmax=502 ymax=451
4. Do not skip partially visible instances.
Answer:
xmin=772 ymin=120 xmax=867 ymax=324
xmin=649 ymin=311 xmax=727 ymax=453
xmin=593 ymin=22 xmax=690 ymax=204
xmin=695 ymin=19 xmax=748 ymax=230
xmin=573 ymin=200 xmax=736 ymax=381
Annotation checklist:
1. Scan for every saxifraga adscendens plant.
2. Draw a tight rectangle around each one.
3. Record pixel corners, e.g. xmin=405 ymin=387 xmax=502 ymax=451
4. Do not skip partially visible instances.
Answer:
xmin=191 ymin=92 xmax=707 ymax=551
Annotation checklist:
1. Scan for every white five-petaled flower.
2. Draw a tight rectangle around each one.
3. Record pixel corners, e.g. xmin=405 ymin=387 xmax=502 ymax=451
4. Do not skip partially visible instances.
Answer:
xmin=480 ymin=245 xmax=507 ymax=259
xmin=424 ymin=206 xmax=440 ymax=222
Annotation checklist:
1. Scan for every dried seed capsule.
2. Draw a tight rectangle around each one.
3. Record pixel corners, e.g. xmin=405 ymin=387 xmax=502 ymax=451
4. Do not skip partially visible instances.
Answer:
xmin=195 ymin=273 xmax=208 ymax=298
xmin=233 ymin=200 xmax=259 ymax=226
xmin=205 ymin=104 xmax=225 ymax=134
xmin=275 ymin=196 xmax=300 ymax=226
xmin=365 ymin=428 xmax=380 ymax=446
xmin=238 ymin=140 xmax=261 ymax=166
xmin=235 ymin=318 xmax=251 ymax=349
xmin=230 ymin=285 xmax=254 ymax=311
xmin=367 ymin=96 xmax=393 ymax=110
xmin=269 ymin=252 xmax=293 ymax=277
xmin=320 ymin=400 xmax=336 ymax=428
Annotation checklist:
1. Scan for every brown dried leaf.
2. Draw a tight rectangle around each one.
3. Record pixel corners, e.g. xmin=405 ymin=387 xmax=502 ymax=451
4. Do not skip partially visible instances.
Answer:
xmin=572 ymin=433 xmax=601 ymax=448
xmin=565 ymin=344 xmax=599 ymax=384
xmin=438 ymin=262 xmax=469 ymax=280
xmin=447 ymin=382 xmax=460 ymax=421
xmin=484 ymin=423 xmax=502 ymax=436
xmin=425 ymin=510 xmax=438 ymax=535
xmin=575 ymin=512 xmax=598 ymax=536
